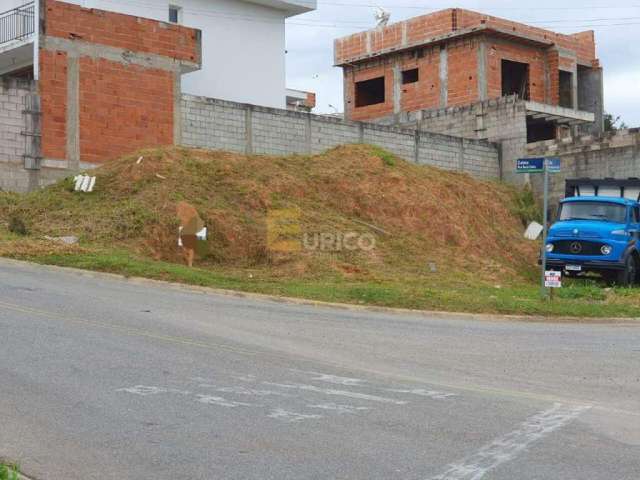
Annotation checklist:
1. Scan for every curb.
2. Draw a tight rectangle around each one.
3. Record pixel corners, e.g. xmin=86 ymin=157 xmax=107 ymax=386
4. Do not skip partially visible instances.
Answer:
xmin=1 ymin=257 xmax=639 ymax=325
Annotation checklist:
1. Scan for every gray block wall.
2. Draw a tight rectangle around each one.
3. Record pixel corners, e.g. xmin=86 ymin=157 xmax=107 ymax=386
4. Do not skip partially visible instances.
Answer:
xmin=181 ymin=94 xmax=501 ymax=180
xmin=0 ymin=78 xmax=33 ymax=192
xmin=378 ymin=96 xmax=529 ymax=183
xmin=0 ymin=78 xmax=69 ymax=193
xmin=527 ymin=129 xmax=640 ymax=206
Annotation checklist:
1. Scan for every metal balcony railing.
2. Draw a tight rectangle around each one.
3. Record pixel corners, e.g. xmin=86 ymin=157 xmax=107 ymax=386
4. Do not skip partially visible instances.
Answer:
xmin=0 ymin=2 xmax=35 ymax=46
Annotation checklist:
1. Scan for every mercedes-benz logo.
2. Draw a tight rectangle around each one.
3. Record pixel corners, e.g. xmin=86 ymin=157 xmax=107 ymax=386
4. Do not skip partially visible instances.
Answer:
xmin=570 ymin=241 xmax=582 ymax=254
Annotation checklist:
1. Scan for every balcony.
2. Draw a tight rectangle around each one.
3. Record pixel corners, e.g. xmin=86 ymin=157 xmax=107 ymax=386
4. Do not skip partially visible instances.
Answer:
xmin=1 ymin=2 xmax=34 ymax=46
xmin=0 ymin=2 xmax=35 ymax=77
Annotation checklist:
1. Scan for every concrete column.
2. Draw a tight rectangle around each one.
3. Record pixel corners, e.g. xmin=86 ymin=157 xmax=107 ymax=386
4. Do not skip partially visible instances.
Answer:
xmin=66 ymin=56 xmax=80 ymax=171
xmin=245 ymin=105 xmax=253 ymax=155
xmin=571 ymin=65 xmax=578 ymax=111
xmin=173 ymin=72 xmax=182 ymax=145
xmin=393 ymin=57 xmax=402 ymax=119
xmin=305 ymin=114 xmax=312 ymax=154
xmin=477 ymin=39 xmax=488 ymax=101
xmin=439 ymin=46 xmax=448 ymax=108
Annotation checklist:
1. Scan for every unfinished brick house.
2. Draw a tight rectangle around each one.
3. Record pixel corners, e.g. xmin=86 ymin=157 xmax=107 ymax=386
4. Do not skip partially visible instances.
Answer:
xmin=0 ymin=0 xmax=201 ymax=190
xmin=335 ymin=8 xmax=604 ymax=142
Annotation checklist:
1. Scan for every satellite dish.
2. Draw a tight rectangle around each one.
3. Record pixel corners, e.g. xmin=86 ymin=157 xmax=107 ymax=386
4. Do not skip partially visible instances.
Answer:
xmin=374 ymin=6 xmax=391 ymax=28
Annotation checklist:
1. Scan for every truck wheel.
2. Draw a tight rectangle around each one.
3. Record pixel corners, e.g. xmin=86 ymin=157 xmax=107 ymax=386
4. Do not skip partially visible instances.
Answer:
xmin=616 ymin=255 xmax=637 ymax=287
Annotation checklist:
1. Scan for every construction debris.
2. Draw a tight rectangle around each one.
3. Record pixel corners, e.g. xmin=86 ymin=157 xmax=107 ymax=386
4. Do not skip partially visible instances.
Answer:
xmin=74 ymin=175 xmax=96 ymax=193
xmin=44 ymin=235 xmax=79 ymax=245
xmin=524 ymin=222 xmax=544 ymax=240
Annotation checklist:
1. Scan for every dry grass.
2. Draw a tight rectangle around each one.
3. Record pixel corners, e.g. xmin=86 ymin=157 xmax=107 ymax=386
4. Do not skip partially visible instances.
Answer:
xmin=0 ymin=145 xmax=538 ymax=283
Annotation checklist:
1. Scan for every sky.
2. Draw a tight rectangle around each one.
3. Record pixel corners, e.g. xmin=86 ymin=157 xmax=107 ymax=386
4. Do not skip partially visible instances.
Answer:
xmin=285 ymin=1 xmax=640 ymax=126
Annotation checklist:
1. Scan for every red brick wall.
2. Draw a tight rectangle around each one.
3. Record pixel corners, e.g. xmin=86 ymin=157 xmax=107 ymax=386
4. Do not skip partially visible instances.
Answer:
xmin=335 ymin=8 xmax=597 ymax=66
xmin=447 ymin=40 xmax=478 ymax=107
xmin=40 ymin=49 xmax=68 ymax=160
xmin=347 ymin=63 xmax=394 ymax=121
xmin=486 ymin=38 xmax=547 ymax=104
xmin=546 ymin=50 xmax=560 ymax=106
xmin=400 ymin=49 xmax=440 ymax=113
xmin=78 ymin=58 xmax=174 ymax=163
xmin=44 ymin=0 xmax=200 ymax=64
xmin=39 ymin=0 xmax=201 ymax=163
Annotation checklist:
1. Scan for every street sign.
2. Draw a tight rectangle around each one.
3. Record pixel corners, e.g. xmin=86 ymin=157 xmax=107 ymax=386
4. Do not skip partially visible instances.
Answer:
xmin=546 ymin=157 xmax=561 ymax=173
xmin=516 ymin=158 xmax=545 ymax=173
xmin=516 ymin=157 xmax=562 ymax=299
xmin=544 ymin=271 xmax=562 ymax=288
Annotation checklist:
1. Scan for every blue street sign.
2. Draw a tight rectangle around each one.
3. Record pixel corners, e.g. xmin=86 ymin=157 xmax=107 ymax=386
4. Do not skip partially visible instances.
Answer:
xmin=546 ymin=157 xmax=561 ymax=173
xmin=516 ymin=158 xmax=544 ymax=173
xmin=516 ymin=157 xmax=561 ymax=173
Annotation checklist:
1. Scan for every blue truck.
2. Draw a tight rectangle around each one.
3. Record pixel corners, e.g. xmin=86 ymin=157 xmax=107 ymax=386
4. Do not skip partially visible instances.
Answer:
xmin=544 ymin=179 xmax=640 ymax=286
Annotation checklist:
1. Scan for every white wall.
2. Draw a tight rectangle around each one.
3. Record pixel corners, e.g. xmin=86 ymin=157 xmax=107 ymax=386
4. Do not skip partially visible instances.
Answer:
xmin=0 ymin=0 xmax=299 ymax=108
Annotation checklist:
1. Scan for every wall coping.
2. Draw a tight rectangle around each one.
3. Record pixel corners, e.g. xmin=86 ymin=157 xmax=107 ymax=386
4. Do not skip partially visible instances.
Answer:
xmin=527 ymin=128 xmax=640 ymax=154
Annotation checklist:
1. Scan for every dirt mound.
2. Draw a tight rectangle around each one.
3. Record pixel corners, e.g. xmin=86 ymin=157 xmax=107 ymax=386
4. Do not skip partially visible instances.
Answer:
xmin=1 ymin=145 xmax=539 ymax=281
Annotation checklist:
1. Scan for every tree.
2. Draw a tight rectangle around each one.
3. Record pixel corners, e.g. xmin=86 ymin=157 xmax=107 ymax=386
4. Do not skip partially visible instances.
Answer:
xmin=604 ymin=112 xmax=628 ymax=132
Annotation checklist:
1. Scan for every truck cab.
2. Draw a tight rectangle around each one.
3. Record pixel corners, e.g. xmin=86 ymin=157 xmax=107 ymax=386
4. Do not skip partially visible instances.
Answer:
xmin=545 ymin=179 xmax=640 ymax=286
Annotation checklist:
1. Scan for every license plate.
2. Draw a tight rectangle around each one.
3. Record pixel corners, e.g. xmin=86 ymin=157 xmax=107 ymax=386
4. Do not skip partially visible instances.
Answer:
xmin=565 ymin=265 xmax=582 ymax=272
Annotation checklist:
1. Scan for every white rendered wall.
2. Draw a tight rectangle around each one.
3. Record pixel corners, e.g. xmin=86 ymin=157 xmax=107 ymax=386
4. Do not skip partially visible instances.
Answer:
xmin=0 ymin=0 xmax=291 ymax=108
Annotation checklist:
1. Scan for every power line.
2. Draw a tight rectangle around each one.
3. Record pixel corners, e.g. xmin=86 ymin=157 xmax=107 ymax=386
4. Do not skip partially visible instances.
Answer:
xmin=87 ymin=0 xmax=640 ymax=31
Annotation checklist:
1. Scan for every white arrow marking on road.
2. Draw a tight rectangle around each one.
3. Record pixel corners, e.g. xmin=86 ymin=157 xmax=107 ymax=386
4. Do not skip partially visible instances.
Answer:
xmin=428 ymin=403 xmax=591 ymax=480
xmin=264 ymin=382 xmax=408 ymax=405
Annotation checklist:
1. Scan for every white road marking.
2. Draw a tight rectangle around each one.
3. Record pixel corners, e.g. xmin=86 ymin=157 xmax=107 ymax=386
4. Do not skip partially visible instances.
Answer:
xmin=195 ymin=395 xmax=255 ymax=408
xmin=267 ymin=408 xmax=323 ymax=423
xmin=264 ymin=382 xmax=408 ymax=405
xmin=234 ymin=375 xmax=257 ymax=383
xmin=214 ymin=386 xmax=293 ymax=397
xmin=388 ymin=388 xmax=457 ymax=400
xmin=428 ymin=403 xmax=591 ymax=480
xmin=116 ymin=385 xmax=191 ymax=396
xmin=308 ymin=403 xmax=371 ymax=414
xmin=305 ymin=372 xmax=366 ymax=386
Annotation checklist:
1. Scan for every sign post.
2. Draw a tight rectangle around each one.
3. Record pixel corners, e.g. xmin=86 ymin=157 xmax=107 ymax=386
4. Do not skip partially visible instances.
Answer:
xmin=517 ymin=157 xmax=560 ymax=299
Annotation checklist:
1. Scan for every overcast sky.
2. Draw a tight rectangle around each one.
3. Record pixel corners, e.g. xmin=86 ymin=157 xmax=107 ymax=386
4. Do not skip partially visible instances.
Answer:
xmin=285 ymin=1 xmax=640 ymax=126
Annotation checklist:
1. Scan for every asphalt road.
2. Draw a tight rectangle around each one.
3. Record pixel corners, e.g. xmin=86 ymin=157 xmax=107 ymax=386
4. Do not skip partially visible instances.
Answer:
xmin=1 ymin=259 xmax=639 ymax=480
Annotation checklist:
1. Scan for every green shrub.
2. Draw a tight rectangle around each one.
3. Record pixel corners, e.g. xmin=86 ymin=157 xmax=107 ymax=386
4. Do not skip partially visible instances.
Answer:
xmin=368 ymin=145 xmax=397 ymax=167
xmin=511 ymin=185 xmax=542 ymax=227
xmin=0 ymin=463 xmax=19 ymax=480
xmin=8 ymin=213 xmax=28 ymax=236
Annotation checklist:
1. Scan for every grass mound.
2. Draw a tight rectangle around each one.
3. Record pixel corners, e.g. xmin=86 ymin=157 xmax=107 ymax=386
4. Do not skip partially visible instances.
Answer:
xmin=0 ymin=145 xmax=538 ymax=282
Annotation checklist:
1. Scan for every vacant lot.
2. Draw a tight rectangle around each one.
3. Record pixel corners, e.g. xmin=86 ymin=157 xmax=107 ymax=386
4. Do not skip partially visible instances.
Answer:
xmin=1 ymin=145 xmax=638 ymax=318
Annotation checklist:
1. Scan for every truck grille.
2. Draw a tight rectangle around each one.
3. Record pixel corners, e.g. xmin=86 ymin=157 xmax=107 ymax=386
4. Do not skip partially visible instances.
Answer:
xmin=552 ymin=240 xmax=605 ymax=256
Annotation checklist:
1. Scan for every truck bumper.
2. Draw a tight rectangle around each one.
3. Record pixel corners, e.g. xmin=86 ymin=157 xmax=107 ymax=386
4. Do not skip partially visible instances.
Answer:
xmin=538 ymin=258 xmax=626 ymax=271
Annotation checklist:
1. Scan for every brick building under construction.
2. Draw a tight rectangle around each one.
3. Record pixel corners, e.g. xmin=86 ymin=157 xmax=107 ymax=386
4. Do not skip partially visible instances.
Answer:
xmin=334 ymin=8 xmax=604 ymax=142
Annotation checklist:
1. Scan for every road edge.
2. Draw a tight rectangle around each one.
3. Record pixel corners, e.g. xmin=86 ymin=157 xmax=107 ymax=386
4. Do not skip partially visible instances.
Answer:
xmin=1 ymin=257 xmax=638 ymax=325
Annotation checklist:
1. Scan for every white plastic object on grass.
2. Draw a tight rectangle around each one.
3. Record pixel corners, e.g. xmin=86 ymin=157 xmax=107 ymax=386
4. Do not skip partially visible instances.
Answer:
xmin=524 ymin=221 xmax=543 ymax=240
xmin=73 ymin=174 xmax=96 ymax=192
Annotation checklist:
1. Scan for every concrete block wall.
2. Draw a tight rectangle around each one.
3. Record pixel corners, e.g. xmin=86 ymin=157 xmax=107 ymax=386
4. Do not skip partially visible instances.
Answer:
xmin=0 ymin=78 xmax=69 ymax=192
xmin=181 ymin=94 xmax=500 ymax=180
xmin=384 ymin=96 xmax=528 ymax=182
xmin=527 ymin=129 xmax=640 ymax=206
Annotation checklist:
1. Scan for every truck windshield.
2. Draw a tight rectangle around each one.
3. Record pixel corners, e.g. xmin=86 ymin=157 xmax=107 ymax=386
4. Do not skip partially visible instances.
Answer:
xmin=559 ymin=201 xmax=627 ymax=223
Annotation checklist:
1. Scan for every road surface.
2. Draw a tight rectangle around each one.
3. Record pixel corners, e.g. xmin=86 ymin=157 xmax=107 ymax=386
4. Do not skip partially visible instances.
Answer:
xmin=1 ymin=259 xmax=639 ymax=479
